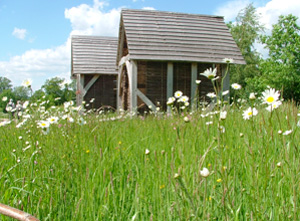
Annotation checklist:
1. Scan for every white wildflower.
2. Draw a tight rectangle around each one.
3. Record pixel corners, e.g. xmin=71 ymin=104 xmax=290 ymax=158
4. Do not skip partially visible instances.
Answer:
xmin=200 ymin=67 xmax=217 ymax=80
xmin=231 ymin=83 xmax=241 ymax=90
xmin=223 ymin=58 xmax=234 ymax=63
xmin=200 ymin=167 xmax=210 ymax=178
xmin=174 ymin=91 xmax=183 ymax=99
xmin=22 ymin=79 xmax=32 ymax=87
xmin=242 ymin=107 xmax=258 ymax=120
xmin=145 ymin=149 xmax=150 ymax=155
xmin=262 ymin=88 xmax=280 ymax=105
xmin=282 ymin=130 xmax=292 ymax=136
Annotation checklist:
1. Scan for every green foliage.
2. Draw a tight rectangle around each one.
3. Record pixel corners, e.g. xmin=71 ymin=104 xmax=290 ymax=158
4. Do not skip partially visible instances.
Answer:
xmin=0 ymin=86 xmax=30 ymax=112
xmin=13 ymin=86 xmax=30 ymax=101
xmin=0 ymin=89 xmax=15 ymax=112
xmin=0 ymin=77 xmax=12 ymax=93
xmin=227 ymin=4 xmax=264 ymax=91
xmin=259 ymin=14 xmax=300 ymax=101
xmin=30 ymin=89 xmax=46 ymax=103
xmin=40 ymin=77 xmax=75 ymax=107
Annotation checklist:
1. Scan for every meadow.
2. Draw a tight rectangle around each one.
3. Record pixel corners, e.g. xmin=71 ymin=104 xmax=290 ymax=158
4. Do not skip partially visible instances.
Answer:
xmin=1 ymin=66 xmax=300 ymax=221
xmin=1 ymin=94 xmax=300 ymax=220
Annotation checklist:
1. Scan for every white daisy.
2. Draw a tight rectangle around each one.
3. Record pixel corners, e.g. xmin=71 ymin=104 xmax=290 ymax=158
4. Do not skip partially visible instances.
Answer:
xmin=178 ymin=95 xmax=189 ymax=103
xmin=266 ymin=100 xmax=282 ymax=112
xmin=206 ymin=92 xmax=216 ymax=98
xmin=174 ymin=91 xmax=183 ymax=98
xmin=200 ymin=67 xmax=217 ymax=80
xmin=231 ymin=83 xmax=241 ymax=90
xmin=47 ymin=116 xmax=59 ymax=124
xmin=223 ymin=58 xmax=234 ymax=63
xmin=261 ymin=88 xmax=280 ymax=105
xmin=242 ymin=107 xmax=258 ymax=120
xmin=37 ymin=120 xmax=50 ymax=128
xmin=22 ymin=79 xmax=32 ymax=87
xmin=167 ymin=97 xmax=176 ymax=105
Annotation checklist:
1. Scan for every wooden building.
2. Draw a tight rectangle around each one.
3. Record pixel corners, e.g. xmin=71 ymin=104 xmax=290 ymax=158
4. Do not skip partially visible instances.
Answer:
xmin=71 ymin=35 xmax=118 ymax=109
xmin=116 ymin=9 xmax=246 ymax=111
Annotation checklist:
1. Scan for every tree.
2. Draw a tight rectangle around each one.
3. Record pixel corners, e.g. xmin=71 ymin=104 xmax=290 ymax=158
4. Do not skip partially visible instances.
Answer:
xmin=0 ymin=89 xmax=15 ymax=112
xmin=227 ymin=4 xmax=265 ymax=92
xmin=13 ymin=86 xmax=30 ymax=101
xmin=30 ymin=89 xmax=46 ymax=103
xmin=41 ymin=77 xmax=75 ymax=106
xmin=0 ymin=77 xmax=12 ymax=93
xmin=259 ymin=14 xmax=300 ymax=101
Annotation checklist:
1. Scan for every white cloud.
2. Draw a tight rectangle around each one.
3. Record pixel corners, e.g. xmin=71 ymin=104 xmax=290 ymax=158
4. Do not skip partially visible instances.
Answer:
xmin=1 ymin=0 xmax=121 ymax=90
xmin=257 ymin=0 xmax=300 ymax=31
xmin=65 ymin=0 xmax=121 ymax=37
xmin=215 ymin=0 xmax=300 ymax=57
xmin=0 ymin=43 xmax=71 ymax=90
xmin=12 ymin=28 xmax=27 ymax=40
xmin=214 ymin=0 xmax=251 ymax=22
xmin=214 ymin=0 xmax=300 ymax=26
xmin=142 ymin=7 xmax=156 ymax=10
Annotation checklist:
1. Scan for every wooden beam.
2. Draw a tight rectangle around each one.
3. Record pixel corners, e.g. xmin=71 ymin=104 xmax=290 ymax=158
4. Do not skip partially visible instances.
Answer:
xmin=82 ymin=75 xmax=99 ymax=97
xmin=117 ymin=23 xmax=125 ymax=64
xmin=167 ymin=62 xmax=173 ymax=113
xmin=76 ymin=74 xmax=84 ymax=106
xmin=126 ymin=60 xmax=138 ymax=112
xmin=222 ymin=64 xmax=230 ymax=101
xmin=191 ymin=63 xmax=198 ymax=109
xmin=136 ymin=89 xmax=157 ymax=112
xmin=118 ymin=54 xmax=130 ymax=67
xmin=116 ymin=66 xmax=122 ymax=111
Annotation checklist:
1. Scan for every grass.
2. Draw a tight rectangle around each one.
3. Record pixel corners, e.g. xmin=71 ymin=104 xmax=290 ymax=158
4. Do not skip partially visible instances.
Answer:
xmin=0 ymin=100 xmax=300 ymax=220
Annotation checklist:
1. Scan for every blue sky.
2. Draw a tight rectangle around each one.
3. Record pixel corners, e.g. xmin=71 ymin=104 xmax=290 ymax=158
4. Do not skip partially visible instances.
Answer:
xmin=1 ymin=0 xmax=300 ymax=90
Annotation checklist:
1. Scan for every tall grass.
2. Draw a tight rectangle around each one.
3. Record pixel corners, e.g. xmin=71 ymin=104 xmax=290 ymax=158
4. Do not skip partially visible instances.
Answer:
xmin=0 ymin=99 xmax=299 ymax=220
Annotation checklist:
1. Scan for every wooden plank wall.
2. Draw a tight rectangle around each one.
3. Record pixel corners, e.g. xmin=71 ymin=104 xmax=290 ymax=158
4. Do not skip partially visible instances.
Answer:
xmin=84 ymin=74 xmax=117 ymax=109
xmin=197 ymin=63 xmax=223 ymax=103
xmin=137 ymin=61 xmax=226 ymax=110
xmin=138 ymin=61 xmax=167 ymax=110
xmin=173 ymin=62 xmax=191 ymax=98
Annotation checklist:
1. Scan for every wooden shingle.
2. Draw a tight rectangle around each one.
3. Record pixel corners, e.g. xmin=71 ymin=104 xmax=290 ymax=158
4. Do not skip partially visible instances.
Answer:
xmin=71 ymin=35 xmax=118 ymax=75
xmin=118 ymin=9 xmax=245 ymax=64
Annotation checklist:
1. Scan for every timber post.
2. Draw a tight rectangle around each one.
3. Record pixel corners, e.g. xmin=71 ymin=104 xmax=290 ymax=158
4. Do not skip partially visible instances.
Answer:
xmin=167 ymin=62 xmax=174 ymax=113
xmin=191 ymin=63 xmax=198 ymax=110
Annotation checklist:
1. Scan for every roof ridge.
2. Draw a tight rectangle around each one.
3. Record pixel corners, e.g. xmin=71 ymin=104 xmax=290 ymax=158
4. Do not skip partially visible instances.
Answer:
xmin=121 ymin=8 xmax=224 ymax=19
xmin=71 ymin=35 xmax=118 ymax=39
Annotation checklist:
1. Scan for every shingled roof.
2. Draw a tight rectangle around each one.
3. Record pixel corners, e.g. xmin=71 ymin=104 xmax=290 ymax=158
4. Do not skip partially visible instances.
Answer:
xmin=71 ymin=35 xmax=118 ymax=76
xmin=118 ymin=9 xmax=245 ymax=65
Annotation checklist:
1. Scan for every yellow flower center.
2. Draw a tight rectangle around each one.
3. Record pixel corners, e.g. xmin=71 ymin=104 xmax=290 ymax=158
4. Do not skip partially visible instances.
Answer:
xmin=248 ymin=111 xmax=253 ymax=116
xmin=267 ymin=96 xmax=274 ymax=103
xmin=208 ymin=75 xmax=214 ymax=79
